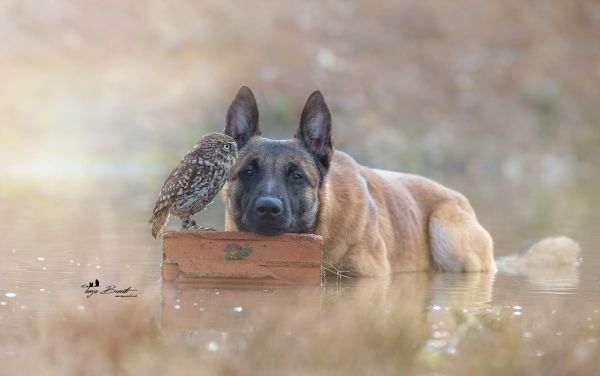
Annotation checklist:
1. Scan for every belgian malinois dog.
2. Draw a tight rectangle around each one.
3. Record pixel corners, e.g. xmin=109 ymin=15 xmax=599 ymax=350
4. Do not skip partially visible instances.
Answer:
xmin=223 ymin=87 xmax=579 ymax=276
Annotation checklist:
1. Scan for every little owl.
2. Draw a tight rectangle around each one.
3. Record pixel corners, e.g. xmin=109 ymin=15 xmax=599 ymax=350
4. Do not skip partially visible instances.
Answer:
xmin=149 ymin=132 xmax=238 ymax=238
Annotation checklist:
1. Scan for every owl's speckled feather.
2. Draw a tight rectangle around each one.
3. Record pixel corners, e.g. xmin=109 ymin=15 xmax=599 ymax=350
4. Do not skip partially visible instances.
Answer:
xmin=149 ymin=133 xmax=238 ymax=238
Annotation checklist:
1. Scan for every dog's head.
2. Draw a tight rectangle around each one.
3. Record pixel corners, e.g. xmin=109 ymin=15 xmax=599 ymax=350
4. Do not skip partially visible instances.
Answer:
xmin=224 ymin=86 xmax=334 ymax=236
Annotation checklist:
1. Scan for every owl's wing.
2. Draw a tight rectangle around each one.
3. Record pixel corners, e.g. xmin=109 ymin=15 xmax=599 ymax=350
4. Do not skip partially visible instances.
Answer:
xmin=151 ymin=161 xmax=190 ymax=214
xmin=167 ymin=159 xmax=214 ymax=195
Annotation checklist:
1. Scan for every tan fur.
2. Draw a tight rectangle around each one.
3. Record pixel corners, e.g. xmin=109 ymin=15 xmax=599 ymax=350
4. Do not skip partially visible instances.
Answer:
xmin=496 ymin=236 xmax=581 ymax=273
xmin=312 ymin=151 xmax=497 ymax=275
xmin=224 ymin=148 xmax=582 ymax=276
xmin=225 ymin=150 xmax=496 ymax=276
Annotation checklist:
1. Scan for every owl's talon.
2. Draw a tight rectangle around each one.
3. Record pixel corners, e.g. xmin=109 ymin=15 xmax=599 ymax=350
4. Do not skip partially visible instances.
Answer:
xmin=182 ymin=219 xmax=194 ymax=230
xmin=182 ymin=218 xmax=215 ymax=231
xmin=191 ymin=225 xmax=216 ymax=231
xmin=199 ymin=226 xmax=217 ymax=232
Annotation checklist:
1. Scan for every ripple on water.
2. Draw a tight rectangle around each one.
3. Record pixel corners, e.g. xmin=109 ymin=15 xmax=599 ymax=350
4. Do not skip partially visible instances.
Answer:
xmin=206 ymin=341 xmax=219 ymax=352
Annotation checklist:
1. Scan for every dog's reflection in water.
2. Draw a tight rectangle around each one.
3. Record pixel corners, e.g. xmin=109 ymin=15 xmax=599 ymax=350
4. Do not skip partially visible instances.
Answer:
xmin=160 ymin=270 xmax=498 ymax=353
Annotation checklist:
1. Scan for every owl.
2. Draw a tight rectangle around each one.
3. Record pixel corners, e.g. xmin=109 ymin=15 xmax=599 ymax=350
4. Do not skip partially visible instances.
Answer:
xmin=149 ymin=132 xmax=238 ymax=238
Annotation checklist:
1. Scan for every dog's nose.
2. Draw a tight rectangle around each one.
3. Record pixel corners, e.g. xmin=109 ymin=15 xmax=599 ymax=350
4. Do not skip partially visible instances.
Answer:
xmin=254 ymin=197 xmax=283 ymax=217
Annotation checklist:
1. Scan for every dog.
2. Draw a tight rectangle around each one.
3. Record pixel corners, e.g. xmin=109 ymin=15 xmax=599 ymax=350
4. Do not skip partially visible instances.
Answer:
xmin=222 ymin=87 xmax=579 ymax=277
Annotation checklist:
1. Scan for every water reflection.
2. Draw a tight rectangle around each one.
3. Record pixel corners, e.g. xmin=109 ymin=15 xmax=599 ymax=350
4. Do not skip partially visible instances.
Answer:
xmin=159 ymin=261 xmax=591 ymax=356
xmin=429 ymin=272 xmax=496 ymax=311
xmin=0 ymin=178 xmax=599 ymax=368
xmin=160 ymin=272 xmax=494 ymax=347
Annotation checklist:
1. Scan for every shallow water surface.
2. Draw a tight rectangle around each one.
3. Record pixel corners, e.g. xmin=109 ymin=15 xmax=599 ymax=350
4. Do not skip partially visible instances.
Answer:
xmin=0 ymin=177 xmax=598 ymax=373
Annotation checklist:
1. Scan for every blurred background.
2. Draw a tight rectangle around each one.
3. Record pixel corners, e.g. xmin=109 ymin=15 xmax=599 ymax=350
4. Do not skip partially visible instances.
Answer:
xmin=1 ymin=0 xmax=599 ymax=183
xmin=1 ymin=3 xmax=600 ymax=373
xmin=0 ymin=0 xmax=599 ymax=299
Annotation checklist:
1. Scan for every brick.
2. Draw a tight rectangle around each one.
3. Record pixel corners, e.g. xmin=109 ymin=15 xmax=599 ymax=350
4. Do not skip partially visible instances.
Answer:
xmin=162 ymin=231 xmax=322 ymax=285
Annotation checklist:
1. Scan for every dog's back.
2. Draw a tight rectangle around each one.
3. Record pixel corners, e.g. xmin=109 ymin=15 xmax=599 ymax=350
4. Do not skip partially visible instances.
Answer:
xmin=316 ymin=150 xmax=496 ymax=275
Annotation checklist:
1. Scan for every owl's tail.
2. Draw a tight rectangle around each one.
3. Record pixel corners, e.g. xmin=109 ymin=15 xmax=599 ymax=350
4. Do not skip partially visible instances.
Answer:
xmin=149 ymin=205 xmax=171 ymax=239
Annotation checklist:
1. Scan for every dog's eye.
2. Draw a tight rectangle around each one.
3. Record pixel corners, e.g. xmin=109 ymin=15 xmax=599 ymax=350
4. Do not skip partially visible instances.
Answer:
xmin=291 ymin=173 xmax=303 ymax=181
xmin=223 ymin=144 xmax=230 ymax=151
xmin=243 ymin=168 xmax=255 ymax=177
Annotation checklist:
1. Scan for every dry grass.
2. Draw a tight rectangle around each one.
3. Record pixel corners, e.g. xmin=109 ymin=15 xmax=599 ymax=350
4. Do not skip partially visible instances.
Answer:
xmin=3 ymin=289 xmax=598 ymax=376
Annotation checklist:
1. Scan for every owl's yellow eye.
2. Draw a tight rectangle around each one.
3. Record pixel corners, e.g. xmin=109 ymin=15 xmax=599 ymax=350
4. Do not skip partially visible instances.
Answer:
xmin=223 ymin=143 xmax=231 ymax=151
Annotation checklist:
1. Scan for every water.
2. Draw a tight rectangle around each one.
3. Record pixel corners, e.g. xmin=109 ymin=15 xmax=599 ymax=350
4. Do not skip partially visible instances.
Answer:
xmin=0 ymin=177 xmax=599 ymax=372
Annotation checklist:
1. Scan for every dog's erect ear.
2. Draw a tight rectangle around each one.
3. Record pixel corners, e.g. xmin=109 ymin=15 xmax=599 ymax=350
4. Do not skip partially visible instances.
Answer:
xmin=295 ymin=91 xmax=334 ymax=168
xmin=225 ymin=86 xmax=260 ymax=149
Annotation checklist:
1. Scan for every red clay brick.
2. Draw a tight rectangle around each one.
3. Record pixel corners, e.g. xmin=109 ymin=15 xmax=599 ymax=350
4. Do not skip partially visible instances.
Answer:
xmin=162 ymin=231 xmax=322 ymax=285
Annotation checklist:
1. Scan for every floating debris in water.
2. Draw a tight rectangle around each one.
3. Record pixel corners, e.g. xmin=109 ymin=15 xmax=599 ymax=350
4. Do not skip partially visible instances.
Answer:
xmin=96 ymin=265 xmax=101 ymax=269
xmin=206 ymin=341 xmax=219 ymax=352
xmin=174 ymin=304 xmax=181 ymax=310
xmin=4 ymin=292 xmax=16 ymax=298
xmin=431 ymin=304 xmax=441 ymax=311
xmin=77 ymin=305 xmax=85 ymax=311
xmin=233 ymin=306 xmax=243 ymax=313
xmin=522 ymin=331 xmax=532 ymax=339
xmin=513 ymin=305 xmax=522 ymax=310
xmin=39 ymin=288 xmax=45 ymax=292
xmin=37 ymin=257 xmax=45 ymax=261
xmin=425 ymin=339 xmax=447 ymax=350
xmin=512 ymin=311 xmax=522 ymax=316
xmin=536 ymin=349 xmax=545 ymax=357
xmin=432 ymin=331 xmax=449 ymax=339
xmin=0 ymin=301 xmax=6 ymax=306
